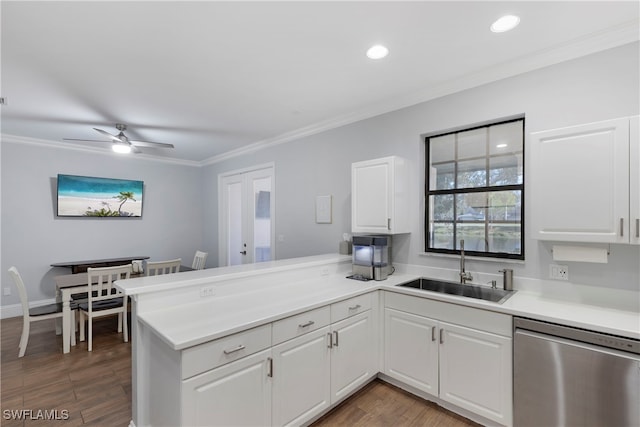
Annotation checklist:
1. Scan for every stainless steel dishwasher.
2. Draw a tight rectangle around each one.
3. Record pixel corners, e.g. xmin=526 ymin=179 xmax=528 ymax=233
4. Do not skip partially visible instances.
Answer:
xmin=514 ymin=317 xmax=640 ymax=427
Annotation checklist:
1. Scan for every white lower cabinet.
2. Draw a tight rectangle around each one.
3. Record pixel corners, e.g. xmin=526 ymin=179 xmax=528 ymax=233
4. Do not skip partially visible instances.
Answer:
xmin=272 ymin=327 xmax=331 ymax=426
xmin=330 ymin=310 xmax=377 ymax=403
xmin=182 ymin=349 xmax=273 ymax=427
xmin=384 ymin=293 xmax=513 ymax=427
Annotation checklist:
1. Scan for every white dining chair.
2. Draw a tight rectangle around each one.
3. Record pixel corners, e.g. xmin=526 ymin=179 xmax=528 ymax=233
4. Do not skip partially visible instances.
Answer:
xmin=192 ymin=251 xmax=208 ymax=270
xmin=78 ymin=264 xmax=131 ymax=351
xmin=146 ymin=258 xmax=182 ymax=276
xmin=8 ymin=266 xmax=76 ymax=357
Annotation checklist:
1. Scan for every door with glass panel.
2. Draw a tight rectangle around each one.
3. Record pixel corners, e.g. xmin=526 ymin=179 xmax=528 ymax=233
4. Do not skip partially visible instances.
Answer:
xmin=220 ymin=166 xmax=275 ymax=266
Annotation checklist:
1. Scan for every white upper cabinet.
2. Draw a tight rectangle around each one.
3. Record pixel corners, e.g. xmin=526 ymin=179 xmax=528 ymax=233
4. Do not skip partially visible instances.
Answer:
xmin=352 ymin=156 xmax=409 ymax=234
xmin=531 ymin=116 xmax=638 ymax=244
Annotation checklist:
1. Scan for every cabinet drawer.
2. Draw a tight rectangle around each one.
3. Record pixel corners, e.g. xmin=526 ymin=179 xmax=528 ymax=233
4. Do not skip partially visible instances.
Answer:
xmin=331 ymin=293 xmax=372 ymax=323
xmin=182 ymin=324 xmax=271 ymax=379
xmin=272 ymin=305 xmax=331 ymax=345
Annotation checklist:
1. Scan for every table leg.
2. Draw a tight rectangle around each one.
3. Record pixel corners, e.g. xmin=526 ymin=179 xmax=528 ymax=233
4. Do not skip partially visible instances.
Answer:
xmin=55 ymin=286 xmax=62 ymax=335
xmin=62 ymin=289 xmax=71 ymax=354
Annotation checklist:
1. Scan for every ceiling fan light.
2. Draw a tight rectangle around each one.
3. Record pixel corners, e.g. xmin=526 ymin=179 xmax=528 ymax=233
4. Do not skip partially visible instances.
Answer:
xmin=112 ymin=143 xmax=131 ymax=154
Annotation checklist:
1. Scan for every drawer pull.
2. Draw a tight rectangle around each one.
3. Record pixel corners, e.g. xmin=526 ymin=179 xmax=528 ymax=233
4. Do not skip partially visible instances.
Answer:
xmin=223 ymin=344 xmax=246 ymax=355
xmin=298 ymin=320 xmax=315 ymax=328
xmin=348 ymin=304 xmax=362 ymax=311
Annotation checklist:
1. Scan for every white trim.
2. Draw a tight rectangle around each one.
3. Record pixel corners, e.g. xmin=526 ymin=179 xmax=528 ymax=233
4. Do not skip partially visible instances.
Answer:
xmin=0 ymin=297 xmax=57 ymax=319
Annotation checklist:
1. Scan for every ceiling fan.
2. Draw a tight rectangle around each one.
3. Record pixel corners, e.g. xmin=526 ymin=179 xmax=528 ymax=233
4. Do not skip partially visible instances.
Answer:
xmin=63 ymin=124 xmax=174 ymax=154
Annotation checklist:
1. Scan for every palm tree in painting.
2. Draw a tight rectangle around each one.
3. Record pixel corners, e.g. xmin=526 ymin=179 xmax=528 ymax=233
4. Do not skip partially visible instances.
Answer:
xmin=115 ymin=191 xmax=136 ymax=216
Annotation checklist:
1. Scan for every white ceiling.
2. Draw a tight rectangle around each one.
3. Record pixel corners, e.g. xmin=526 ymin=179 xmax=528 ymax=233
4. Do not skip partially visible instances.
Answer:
xmin=2 ymin=1 xmax=638 ymax=165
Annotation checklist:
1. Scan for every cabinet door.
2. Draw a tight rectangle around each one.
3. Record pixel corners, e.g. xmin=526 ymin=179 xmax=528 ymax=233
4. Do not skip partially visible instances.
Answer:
xmin=330 ymin=311 xmax=376 ymax=403
xmin=384 ymin=308 xmax=439 ymax=396
xmin=272 ymin=327 xmax=331 ymax=426
xmin=630 ymin=115 xmax=639 ymax=245
xmin=352 ymin=156 xmax=408 ymax=234
xmin=531 ymin=118 xmax=630 ymax=243
xmin=439 ymin=322 xmax=512 ymax=427
xmin=182 ymin=349 xmax=272 ymax=427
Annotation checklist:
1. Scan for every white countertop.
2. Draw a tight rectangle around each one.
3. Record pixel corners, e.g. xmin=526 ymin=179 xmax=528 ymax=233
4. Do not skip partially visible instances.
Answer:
xmin=121 ymin=255 xmax=640 ymax=351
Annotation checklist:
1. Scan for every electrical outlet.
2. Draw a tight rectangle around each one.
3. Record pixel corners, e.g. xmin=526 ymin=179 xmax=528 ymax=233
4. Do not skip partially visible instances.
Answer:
xmin=199 ymin=286 xmax=215 ymax=297
xmin=549 ymin=264 xmax=569 ymax=281
xmin=3 ymin=287 xmax=11 ymax=296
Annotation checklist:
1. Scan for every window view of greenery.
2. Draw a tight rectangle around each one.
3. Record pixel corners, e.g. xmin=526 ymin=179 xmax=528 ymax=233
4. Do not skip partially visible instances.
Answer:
xmin=425 ymin=119 xmax=524 ymax=259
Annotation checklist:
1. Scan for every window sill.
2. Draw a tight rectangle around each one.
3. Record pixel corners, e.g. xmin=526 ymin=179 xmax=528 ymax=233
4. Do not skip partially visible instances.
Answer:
xmin=418 ymin=252 xmax=525 ymax=264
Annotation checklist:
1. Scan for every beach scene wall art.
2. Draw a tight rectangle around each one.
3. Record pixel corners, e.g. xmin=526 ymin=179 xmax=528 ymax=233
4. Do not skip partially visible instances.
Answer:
xmin=57 ymin=174 xmax=144 ymax=217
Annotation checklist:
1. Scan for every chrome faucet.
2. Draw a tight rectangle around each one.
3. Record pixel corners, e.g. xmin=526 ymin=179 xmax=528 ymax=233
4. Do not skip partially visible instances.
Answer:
xmin=459 ymin=240 xmax=473 ymax=284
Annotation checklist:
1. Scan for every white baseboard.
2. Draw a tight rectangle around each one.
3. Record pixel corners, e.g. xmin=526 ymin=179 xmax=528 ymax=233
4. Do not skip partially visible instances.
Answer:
xmin=0 ymin=298 xmax=57 ymax=319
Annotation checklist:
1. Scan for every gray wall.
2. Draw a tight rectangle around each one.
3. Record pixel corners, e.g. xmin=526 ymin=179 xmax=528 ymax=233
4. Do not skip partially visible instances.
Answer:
xmin=202 ymin=42 xmax=640 ymax=291
xmin=1 ymin=142 xmax=204 ymax=306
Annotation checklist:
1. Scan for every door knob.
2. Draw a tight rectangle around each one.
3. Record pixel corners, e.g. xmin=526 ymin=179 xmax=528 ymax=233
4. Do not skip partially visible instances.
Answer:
xmin=240 ymin=251 xmax=247 ymax=255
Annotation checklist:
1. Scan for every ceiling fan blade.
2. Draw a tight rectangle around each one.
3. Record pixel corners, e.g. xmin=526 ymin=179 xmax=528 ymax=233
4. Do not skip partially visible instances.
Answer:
xmin=93 ymin=127 xmax=123 ymax=142
xmin=130 ymin=140 xmax=175 ymax=149
xmin=63 ymin=138 xmax=112 ymax=143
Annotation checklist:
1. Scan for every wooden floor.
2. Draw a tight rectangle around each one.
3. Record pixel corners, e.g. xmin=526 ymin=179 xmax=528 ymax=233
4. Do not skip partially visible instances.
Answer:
xmin=1 ymin=315 xmax=479 ymax=427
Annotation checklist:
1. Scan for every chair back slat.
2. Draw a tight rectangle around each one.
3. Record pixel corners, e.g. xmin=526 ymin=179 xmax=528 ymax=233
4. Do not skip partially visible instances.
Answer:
xmin=146 ymin=258 xmax=181 ymax=277
xmin=86 ymin=265 xmax=132 ymax=309
xmin=192 ymin=251 xmax=208 ymax=270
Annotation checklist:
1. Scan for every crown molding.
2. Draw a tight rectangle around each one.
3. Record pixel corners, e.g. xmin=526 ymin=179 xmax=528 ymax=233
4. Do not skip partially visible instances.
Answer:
xmin=202 ymin=20 xmax=639 ymax=166
xmin=0 ymin=134 xmax=202 ymax=167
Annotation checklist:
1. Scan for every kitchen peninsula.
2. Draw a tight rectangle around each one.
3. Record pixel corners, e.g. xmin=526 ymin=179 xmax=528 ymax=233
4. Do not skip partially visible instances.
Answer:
xmin=116 ymin=254 xmax=640 ymax=427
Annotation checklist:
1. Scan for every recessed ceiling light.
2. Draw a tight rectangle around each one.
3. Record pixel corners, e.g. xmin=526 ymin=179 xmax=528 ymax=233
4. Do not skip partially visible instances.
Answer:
xmin=366 ymin=44 xmax=389 ymax=60
xmin=490 ymin=15 xmax=520 ymax=33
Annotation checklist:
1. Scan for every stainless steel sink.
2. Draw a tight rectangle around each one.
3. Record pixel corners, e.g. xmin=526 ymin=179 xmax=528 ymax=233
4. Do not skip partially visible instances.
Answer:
xmin=397 ymin=278 xmax=515 ymax=304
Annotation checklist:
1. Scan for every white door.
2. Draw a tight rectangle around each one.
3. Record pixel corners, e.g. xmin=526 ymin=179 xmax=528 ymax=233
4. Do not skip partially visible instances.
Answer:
xmin=181 ymin=349 xmax=272 ymax=427
xmin=330 ymin=311 xmax=376 ymax=404
xmin=384 ymin=308 xmax=439 ymax=396
xmin=439 ymin=322 xmax=512 ymax=427
xmin=220 ymin=165 xmax=275 ymax=266
xmin=271 ymin=327 xmax=331 ymax=426
xmin=630 ymin=115 xmax=639 ymax=245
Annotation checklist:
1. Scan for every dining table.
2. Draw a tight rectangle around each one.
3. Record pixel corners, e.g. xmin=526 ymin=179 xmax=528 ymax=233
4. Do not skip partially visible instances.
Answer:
xmin=54 ymin=264 xmax=193 ymax=353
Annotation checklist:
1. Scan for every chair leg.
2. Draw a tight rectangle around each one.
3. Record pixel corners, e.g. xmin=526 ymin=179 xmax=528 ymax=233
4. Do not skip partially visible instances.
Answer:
xmin=88 ymin=317 xmax=93 ymax=352
xmin=117 ymin=312 xmax=123 ymax=333
xmin=18 ymin=317 xmax=30 ymax=358
xmin=70 ymin=311 xmax=77 ymax=347
xmin=79 ymin=312 xmax=85 ymax=342
xmin=123 ymin=301 xmax=128 ymax=343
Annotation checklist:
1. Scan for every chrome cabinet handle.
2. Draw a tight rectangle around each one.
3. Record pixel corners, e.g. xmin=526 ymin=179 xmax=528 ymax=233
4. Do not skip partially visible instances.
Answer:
xmin=431 ymin=326 xmax=436 ymax=342
xmin=620 ymin=218 xmax=624 ymax=237
xmin=636 ymin=219 xmax=639 ymax=238
xmin=439 ymin=329 xmax=444 ymax=344
xmin=327 ymin=332 xmax=333 ymax=348
xmin=223 ymin=344 xmax=246 ymax=355
xmin=267 ymin=357 xmax=273 ymax=378
xmin=387 ymin=218 xmax=391 ymax=230
xmin=298 ymin=320 xmax=315 ymax=328
xmin=333 ymin=330 xmax=339 ymax=347
xmin=348 ymin=304 xmax=361 ymax=311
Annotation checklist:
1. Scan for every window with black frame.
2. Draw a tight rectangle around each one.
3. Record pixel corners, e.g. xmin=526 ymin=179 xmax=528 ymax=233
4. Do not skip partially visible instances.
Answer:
xmin=425 ymin=117 xmax=524 ymax=259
